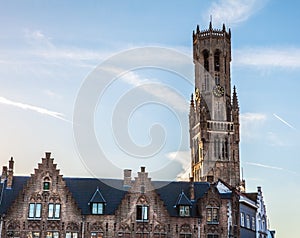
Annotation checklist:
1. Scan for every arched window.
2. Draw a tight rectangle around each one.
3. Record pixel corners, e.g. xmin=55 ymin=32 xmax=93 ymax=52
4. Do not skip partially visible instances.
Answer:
xmin=203 ymin=50 xmax=209 ymax=72
xmin=43 ymin=177 xmax=51 ymax=191
xmin=214 ymin=50 xmax=221 ymax=72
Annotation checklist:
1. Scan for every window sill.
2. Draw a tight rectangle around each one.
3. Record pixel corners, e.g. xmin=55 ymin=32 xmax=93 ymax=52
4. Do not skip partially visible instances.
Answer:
xmin=136 ymin=220 xmax=149 ymax=223
xmin=47 ymin=218 xmax=61 ymax=220
xmin=207 ymin=221 xmax=219 ymax=225
xmin=27 ymin=218 xmax=42 ymax=220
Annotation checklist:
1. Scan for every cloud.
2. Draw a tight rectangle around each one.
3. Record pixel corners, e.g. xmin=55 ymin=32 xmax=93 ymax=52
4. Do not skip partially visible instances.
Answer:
xmin=245 ymin=161 xmax=298 ymax=175
xmin=101 ymin=66 xmax=189 ymax=113
xmin=0 ymin=96 xmax=69 ymax=122
xmin=273 ymin=113 xmax=295 ymax=129
xmin=240 ymin=113 xmax=267 ymax=140
xmin=166 ymin=150 xmax=191 ymax=181
xmin=234 ymin=47 xmax=300 ymax=69
xmin=206 ymin=0 xmax=267 ymax=26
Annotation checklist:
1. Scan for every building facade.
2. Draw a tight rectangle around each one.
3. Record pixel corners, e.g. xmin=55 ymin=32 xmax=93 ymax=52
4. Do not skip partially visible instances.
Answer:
xmin=0 ymin=153 xmax=239 ymax=238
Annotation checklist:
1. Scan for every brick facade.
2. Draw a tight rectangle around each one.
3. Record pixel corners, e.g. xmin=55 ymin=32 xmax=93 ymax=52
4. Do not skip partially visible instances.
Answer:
xmin=0 ymin=153 xmax=239 ymax=238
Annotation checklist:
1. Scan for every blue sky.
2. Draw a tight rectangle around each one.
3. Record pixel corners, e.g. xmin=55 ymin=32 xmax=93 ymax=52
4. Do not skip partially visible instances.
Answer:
xmin=0 ymin=0 xmax=299 ymax=236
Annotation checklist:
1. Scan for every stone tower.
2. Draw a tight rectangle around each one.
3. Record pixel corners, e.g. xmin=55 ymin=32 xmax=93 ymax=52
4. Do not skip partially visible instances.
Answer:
xmin=189 ymin=22 xmax=240 ymax=188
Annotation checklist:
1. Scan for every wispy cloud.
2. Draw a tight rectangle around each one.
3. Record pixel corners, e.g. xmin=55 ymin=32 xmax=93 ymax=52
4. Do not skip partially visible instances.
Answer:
xmin=205 ymin=0 xmax=267 ymax=26
xmin=240 ymin=112 xmax=267 ymax=140
xmin=273 ymin=113 xmax=295 ymax=129
xmin=235 ymin=47 xmax=300 ymax=69
xmin=0 ymin=96 xmax=69 ymax=122
xmin=245 ymin=161 xmax=298 ymax=175
xmin=166 ymin=151 xmax=191 ymax=181
xmin=102 ymin=66 xmax=189 ymax=113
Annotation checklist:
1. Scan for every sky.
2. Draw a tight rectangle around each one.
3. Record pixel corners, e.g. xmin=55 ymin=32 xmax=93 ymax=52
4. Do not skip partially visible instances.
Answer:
xmin=0 ymin=0 xmax=299 ymax=236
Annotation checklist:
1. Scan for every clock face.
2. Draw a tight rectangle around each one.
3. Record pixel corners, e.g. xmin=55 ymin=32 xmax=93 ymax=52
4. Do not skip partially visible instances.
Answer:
xmin=213 ymin=85 xmax=224 ymax=97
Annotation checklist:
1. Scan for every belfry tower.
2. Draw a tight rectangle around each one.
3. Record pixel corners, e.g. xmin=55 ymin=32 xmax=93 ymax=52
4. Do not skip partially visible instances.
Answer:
xmin=189 ymin=22 xmax=240 ymax=188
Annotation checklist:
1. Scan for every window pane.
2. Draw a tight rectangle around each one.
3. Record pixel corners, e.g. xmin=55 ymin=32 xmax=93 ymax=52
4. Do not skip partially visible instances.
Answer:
xmin=92 ymin=203 xmax=97 ymax=214
xmin=35 ymin=203 xmax=41 ymax=218
xmin=98 ymin=203 xmax=103 ymax=214
xmin=54 ymin=204 xmax=61 ymax=218
xmin=46 ymin=232 xmax=52 ymax=238
xmin=136 ymin=206 xmax=142 ymax=220
xmin=53 ymin=232 xmax=59 ymax=238
xmin=212 ymin=208 xmax=218 ymax=222
xmin=143 ymin=206 xmax=148 ymax=220
xmin=184 ymin=206 xmax=190 ymax=216
xmin=66 ymin=232 xmax=71 ymax=238
xmin=29 ymin=203 xmax=35 ymax=218
xmin=207 ymin=208 xmax=212 ymax=222
xmin=48 ymin=204 xmax=54 ymax=218
xmin=73 ymin=233 xmax=78 ymax=238
xmin=43 ymin=182 xmax=50 ymax=190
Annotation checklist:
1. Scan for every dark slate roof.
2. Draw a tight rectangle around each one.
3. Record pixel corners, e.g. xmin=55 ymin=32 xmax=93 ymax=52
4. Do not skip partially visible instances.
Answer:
xmin=64 ymin=178 xmax=126 ymax=215
xmin=89 ymin=188 xmax=106 ymax=204
xmin=0 ymin=176 xmax=30 ymax=215
xmin=154 ymin=181 xmax=210 ymax=217
xmin=0 ymin=176 xmax=233 ymax=218
xmin=175 ymin=191 xmax=192 ymax=206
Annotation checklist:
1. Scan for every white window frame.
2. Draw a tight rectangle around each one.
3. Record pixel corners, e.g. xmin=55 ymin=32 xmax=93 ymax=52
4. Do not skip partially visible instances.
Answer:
xmin=48 ymin=203 xmax=61 ymax=219
xmin=136 ymin=205 xmax=149 ymax=221
xmin=28 ymin=203 xmax=42 ymax=219
xmin=91 ymin=202 xmax=104 ymax=215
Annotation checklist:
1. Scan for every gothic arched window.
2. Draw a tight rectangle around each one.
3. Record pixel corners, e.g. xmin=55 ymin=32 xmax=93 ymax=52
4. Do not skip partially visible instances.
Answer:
xmin=214 ymin=50 xmax=221 ymax=72
xmin=203 ymin=50 xmax=209 ymax=72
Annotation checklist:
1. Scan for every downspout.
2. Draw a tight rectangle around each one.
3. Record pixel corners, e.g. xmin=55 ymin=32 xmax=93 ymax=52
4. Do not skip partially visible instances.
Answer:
xmin=0 ymin=179 xmax=6 ymax=238
xmin=81 ymin=216 xmax=85 ymax=238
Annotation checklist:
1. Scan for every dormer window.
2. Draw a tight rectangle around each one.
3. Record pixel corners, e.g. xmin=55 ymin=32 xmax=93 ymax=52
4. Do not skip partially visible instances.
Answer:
xmin=175 ymin=191 xmax=192 ymax=217
xmin=179 ymin=205 xmax=190 ymax=217
xmin=89 ymin=187 xmax=106 ymax=215
xmin=92 ymin=202 xmax=104 ymax=215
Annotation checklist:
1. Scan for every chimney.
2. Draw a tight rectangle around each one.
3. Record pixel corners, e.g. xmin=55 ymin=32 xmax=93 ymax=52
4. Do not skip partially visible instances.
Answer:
xmin=207 ymin=175 xmax=214 ymax=183
xmin=45 ymin=152 xmax=51 ymax=159
xmin=7 ymin=157 xmax=14 ymax=189
xmin=257 ymin=186 xmax=262 ymax=193
xmin=1 ymin=166 xmax=7 ymax=183
xmin=189 ymin=177 xmax=195 ymax=201
xmin=123 ymin=169 xmax=132 ymax=187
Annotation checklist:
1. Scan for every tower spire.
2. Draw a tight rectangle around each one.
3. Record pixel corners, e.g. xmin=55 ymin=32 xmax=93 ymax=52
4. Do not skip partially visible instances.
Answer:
xmin=232 ymin=86 xmax=239 ymax=110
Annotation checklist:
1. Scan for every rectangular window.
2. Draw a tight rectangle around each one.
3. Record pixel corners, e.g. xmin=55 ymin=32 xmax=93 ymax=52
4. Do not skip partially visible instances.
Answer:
xmin=207 ymin=207 xmax=219 ymax=224
xmin=207 ymin=235 xmax=219 ymax=238
xmin=180 ymin=234 xmax=192 ymax=238
xmin=246 ymin=215 xmax=250 ymax=229
xmin=46 ymin=232 xmax=59 ymax=238
xmin=48 ymin=203 xmax=61 ymax=219
xmin=136 ymin=205 xmax=149 ymax=221
xmin=28 ymin=203 xmax=42 ymax=219
xmin=27 ymin=231 xmax=40 ymax=238
xmin=179 ymin=206 xmax=190 ymax=217
xmin=252 ymin=217 xmax=256 ymax=231
xmin=118 ymin=232 xmax=131 ymax=238
xmin=92 ymin=203 xmax=104 ymax=214
xmin=240 ymin=212 xmax=245 ymax=227
xmin=43 ymin=181 xmax=50 ymax=190
xmin=91 ymin=232 xmax=103 ymax=238
xmin=66 ymin=232 xmax=78 ymax=238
